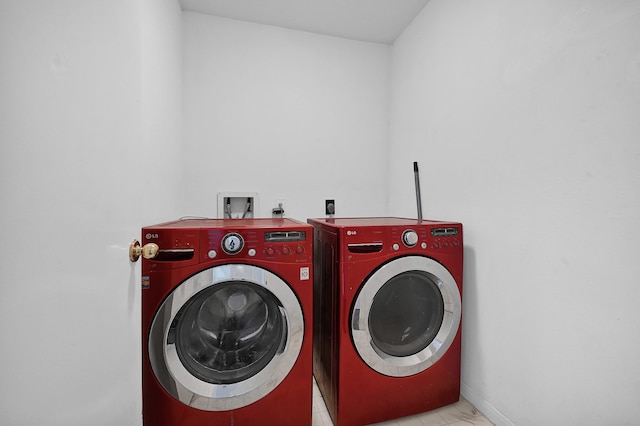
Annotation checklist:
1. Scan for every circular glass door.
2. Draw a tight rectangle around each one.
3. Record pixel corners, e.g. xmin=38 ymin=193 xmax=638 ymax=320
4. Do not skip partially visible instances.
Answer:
xmin=149 ymin=264 xmax=304 ymax=411
xmin=351 ymin=256 xmax=461 ymax=377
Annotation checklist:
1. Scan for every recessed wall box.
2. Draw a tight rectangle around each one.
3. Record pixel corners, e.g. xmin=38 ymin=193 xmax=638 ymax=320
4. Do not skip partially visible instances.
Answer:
xmin=217 ymin=192 xmax=259 ymax=219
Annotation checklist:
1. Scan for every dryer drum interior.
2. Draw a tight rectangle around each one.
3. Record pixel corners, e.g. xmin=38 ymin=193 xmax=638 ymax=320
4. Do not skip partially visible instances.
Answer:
xmin=368 ymin=270 xmax=444 ymax=357
xmin=351 ymin=256 xmax=461 ymax=377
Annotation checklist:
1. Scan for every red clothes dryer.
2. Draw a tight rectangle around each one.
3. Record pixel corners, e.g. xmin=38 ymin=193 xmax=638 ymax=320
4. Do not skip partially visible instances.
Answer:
xmin=307 ymin=217 xmax=463 ymax=426
xmin=141 ymin=218 xmax=313 ymax=426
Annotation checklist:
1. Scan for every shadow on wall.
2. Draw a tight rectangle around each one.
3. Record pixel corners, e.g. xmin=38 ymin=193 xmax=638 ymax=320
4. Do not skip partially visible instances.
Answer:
xmin=128 ymin=262 xmax=137 ymax=315
xmin=460 ymin=245 xmax=513 ymax=426
xmin=461 ymin=245 xmax=479 ymax=373
xmin=460 ymin=247 xmax=484 ymax=408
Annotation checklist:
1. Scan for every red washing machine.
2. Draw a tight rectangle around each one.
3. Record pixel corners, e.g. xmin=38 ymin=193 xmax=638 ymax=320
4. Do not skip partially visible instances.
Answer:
xmin=307 ymin=217 xmax=463 ymax=426
xmin=140 ymin=218 xmax=313 ymax=426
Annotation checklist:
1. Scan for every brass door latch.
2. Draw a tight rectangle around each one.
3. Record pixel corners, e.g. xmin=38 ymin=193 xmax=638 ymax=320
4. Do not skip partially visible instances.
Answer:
xmin=129 ymin=239 xmax=159 ymax=262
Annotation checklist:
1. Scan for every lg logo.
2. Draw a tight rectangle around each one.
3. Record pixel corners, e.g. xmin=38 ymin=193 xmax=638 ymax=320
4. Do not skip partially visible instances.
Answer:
xmin=346 ymin=230 xmax=357 ymax=236
xmin=146 ymin=233 xmax=159 ymax=239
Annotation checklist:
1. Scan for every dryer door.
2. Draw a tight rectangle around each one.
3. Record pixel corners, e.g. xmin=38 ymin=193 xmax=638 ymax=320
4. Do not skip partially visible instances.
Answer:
xmin=351 ymin=256 xmax=461 ymax=377
xmin=148 ymin=264 xmax=304 ymax=411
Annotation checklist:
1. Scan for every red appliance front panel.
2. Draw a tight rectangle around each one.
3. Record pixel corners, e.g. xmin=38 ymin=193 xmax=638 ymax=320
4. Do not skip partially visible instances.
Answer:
xmin=308 ymin=217 xmax=463 ymax=426
xmin=141 ymin=218 xmax=313 ymax=426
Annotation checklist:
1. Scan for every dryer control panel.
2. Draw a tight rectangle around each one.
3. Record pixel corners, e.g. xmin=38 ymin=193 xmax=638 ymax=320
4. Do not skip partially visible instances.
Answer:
xmin=337 ymin=221 xmax=462 ymax=260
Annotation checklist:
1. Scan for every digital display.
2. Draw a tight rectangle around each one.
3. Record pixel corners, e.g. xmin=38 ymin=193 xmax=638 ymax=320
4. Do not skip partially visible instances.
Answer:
xmin=264 ymin=231 xmax=306 ymax=242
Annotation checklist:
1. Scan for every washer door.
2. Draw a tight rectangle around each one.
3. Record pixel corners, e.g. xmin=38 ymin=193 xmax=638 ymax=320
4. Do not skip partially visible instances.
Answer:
xmin=149 ymin=264 xmax=304 ymax=411
xmin=351 ymin=256 xmax=461 ymax=377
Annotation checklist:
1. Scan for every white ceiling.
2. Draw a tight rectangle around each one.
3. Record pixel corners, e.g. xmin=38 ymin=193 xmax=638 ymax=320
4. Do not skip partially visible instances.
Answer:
xmin=179 ymin=0 xmax=430 ymax=44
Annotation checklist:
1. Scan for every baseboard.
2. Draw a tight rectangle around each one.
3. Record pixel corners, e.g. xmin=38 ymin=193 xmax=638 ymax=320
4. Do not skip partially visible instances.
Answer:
xmin=460 ymin=382 xmax=516 ymax=426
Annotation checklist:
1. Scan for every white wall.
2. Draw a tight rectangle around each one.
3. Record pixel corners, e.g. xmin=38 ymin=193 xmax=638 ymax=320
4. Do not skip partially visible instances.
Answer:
xmin=141 ymin=0 xmax=184 ymax=224
xmin=0 ymin=0 xmax=182 ymax=425
xmin=0 ymin=4 xmax=387 ymax=424
xmin=389 ymin=1 xmax=640 ymax=425
xmin=182 ymin=12 xmax=390 ymax=220
xmin=6 ymin=1 xmax=637 ymax=424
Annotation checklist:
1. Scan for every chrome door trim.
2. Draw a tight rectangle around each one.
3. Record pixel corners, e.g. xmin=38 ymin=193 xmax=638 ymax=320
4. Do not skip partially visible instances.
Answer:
xmin=149 ymin=264 xmax=304 ymax=411
xmin=351 ymin=256 xmax=461 ymax=377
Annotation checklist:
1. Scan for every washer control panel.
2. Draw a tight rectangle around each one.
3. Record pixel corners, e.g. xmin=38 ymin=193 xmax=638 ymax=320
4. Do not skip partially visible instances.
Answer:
xmin=203 ymin=228 xmax=310 ymax=262
xmin=141 ymin=219 xmax=313 ymax=268
xmin=263 ymin=231 xmax=307 ymax=258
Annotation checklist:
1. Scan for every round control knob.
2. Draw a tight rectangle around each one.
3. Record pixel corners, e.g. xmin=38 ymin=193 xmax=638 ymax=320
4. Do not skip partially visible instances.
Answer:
xmin=222 ymin=233 xmax=244 ymax=255
xmin=281 ymin=246 xmax=291 ymax=255
xmin=265 ymin=247 xmax=276 ymax=256
xmin=295 ymin=245 xmax=305 ymax=254
xmin=402 ymin=230 xmax=419 ymax=247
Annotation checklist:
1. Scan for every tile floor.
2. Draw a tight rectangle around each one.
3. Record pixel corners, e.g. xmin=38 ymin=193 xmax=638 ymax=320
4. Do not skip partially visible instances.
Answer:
xmin=312 ymin=378 xmax=494 ymax=426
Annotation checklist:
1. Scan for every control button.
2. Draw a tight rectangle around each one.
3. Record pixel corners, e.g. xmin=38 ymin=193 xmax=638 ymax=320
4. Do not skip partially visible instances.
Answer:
xmin=421 ymin=242 xmax=427 ymax=249
xmin=402 ymin=230 xmax=419 ymax=247
xmin=222 ymin=233 xmax=244 ymax=255
xmin=392 ymin=243 xmax=400 ymax=251
xmin=207 ymin=250 xmax=217 ymax=259
xmin=433 ymin=241 xmax=440 ymax=249
xmin=248 ymin=249 xmax=256 ymax=257
xmin=295 ymin=245 xmax=305 ymax=254
xmin=453 ymin=239 xmax=460 ymax=247
xmin=265 ymin=247 xmax=276 ymax=256
xmin=281 ymin=246 xmax=291 ymax=255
